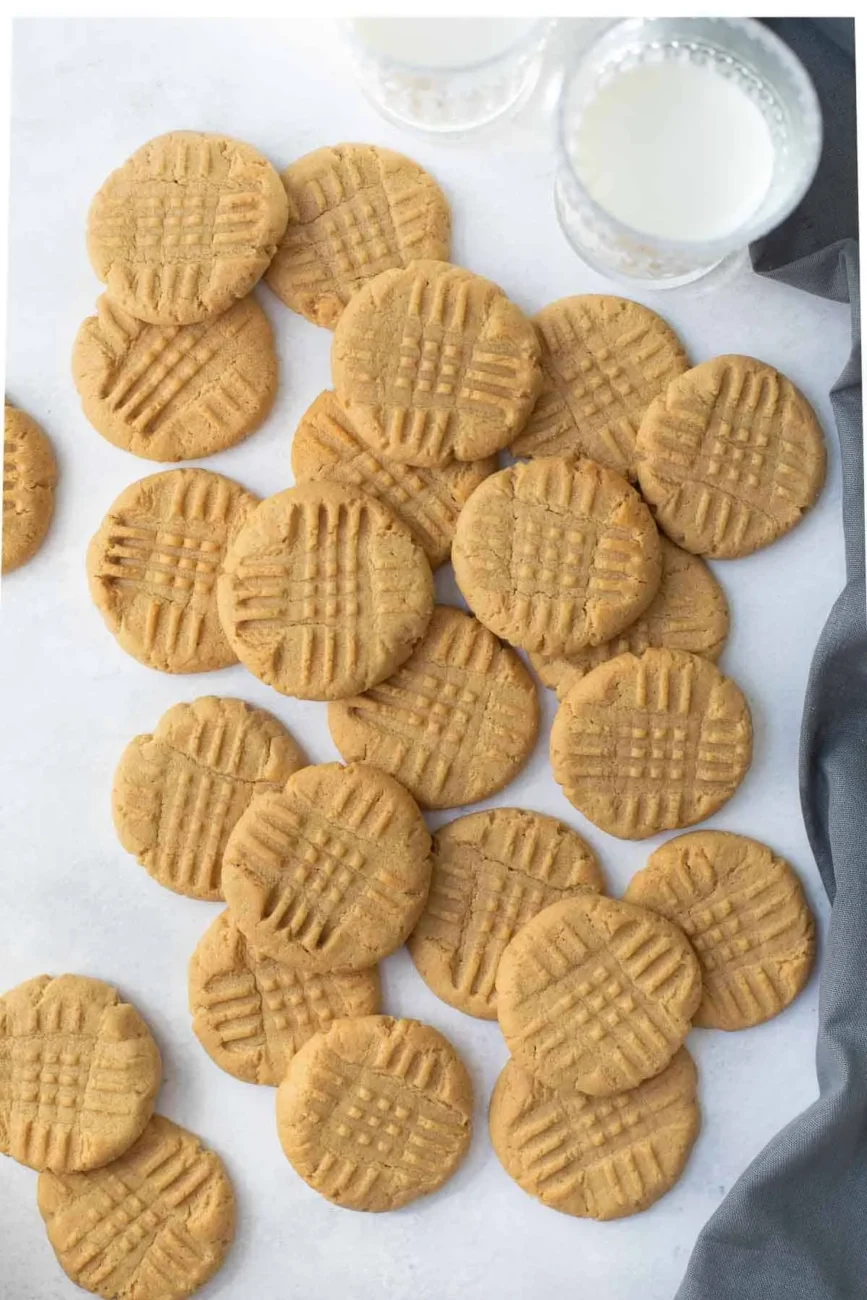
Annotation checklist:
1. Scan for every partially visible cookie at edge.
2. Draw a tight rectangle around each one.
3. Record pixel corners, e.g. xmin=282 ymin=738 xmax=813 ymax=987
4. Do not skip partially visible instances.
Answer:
xmin=332 ymin=259 xmax=542 ymax=467
xmin=113 ymin=695 xmax=306 ymax=901
xmin=37 ymin=1115 xmax=235 ymax=1300
xmin=490 ymin=1049 xmax=700 ymax=1220
xmin=531 ymin=536 xmax=729 ymax=698
xmin=636 ymin=354 xmax=826 ymax=558
xmin=328 ymin=605 xmax=539 ymax=809
xmin=87 ymin=468 xmax=259 ymax=673
xmin=625 ymin=830 xmax=816 ymax=1030
xmin=189 ymin=910 xmax=381 ymax=1084
xmin=291 ymin=390 xmax=496 ymax=567
xmin=266 ymin=143 xmax=451 ymax=328
xmin=512 ymin=295 xmax=689 ymax=478
xmin=2 ymin=403 xmax=57 ymax=573
xmin=408 ymin=807 xmax=603 ymax=1019
xmin=72 ymin=294 xmax=278 ymax=462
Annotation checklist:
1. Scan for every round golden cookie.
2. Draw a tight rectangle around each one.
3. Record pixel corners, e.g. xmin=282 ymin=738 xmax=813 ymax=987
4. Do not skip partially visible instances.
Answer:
xmin=489 ymin=1048 xmax=699 ymax=1220
xmin=408 ymin=808 xmax=603 ymax=1019
xmin=87 ymin=468 xmax=258 ymax=673
xmin=291 ymin=390 xmax=497 ymax=568
xmin=328 ymin=605 xmax=539 ymax=810
xmin=276 ymin=1015 xmax=473 ymax=1211
xmin=531 ymin=537 xmax=729 ymax=699
xmin=2 ymin=404 xmax=57 ymax=573
xmin=72 ymin=294 xmax=278 ymax=462
xmin=496 ymin=894 xmax=702 ymax=1097
xmin=636 ymin=354 xmax=826 ymax=558
xmin=332 ymin=259 xmax=542 ymax=467
xmin=189 ymin=910 xmax=381 ymax=1085
xmin=222 ymin=762 xmax=431 ymax=971
xmin=511 ymin=295 xmax=689 ymax=478
xmin=216 ymin=481 xmax=434 ymax=700
xmin=265 ymin=143 xmax=451 ymax=329
xmin=551 ymin=647 xmax=753 ymax=839
xmin=625 ymin=831 xmax=816 ymax=1030
xmin=87 ymin=131 xmax=289 ymax=326
xmin=453 ymin=456 xmax=662 ymax=657
xmin=37 ymin=1115 xmax=235 ymax=1300
xmin=113 ymin=695 xmax=306 ymax=902
xmin=0 ymin=974 xmax=161 ymax=1173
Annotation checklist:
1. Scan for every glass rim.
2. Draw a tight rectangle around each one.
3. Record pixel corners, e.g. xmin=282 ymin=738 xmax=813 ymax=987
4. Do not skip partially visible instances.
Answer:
xmin=556 ymin=15 xmax=824 ymax=258
xmin=341 ymin=16 xmax=553 ymax=76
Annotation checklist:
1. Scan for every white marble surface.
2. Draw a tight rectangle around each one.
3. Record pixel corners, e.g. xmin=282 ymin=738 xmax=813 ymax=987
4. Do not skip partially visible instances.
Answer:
xmin=1 ymin=18 xmax=853 ymax=1300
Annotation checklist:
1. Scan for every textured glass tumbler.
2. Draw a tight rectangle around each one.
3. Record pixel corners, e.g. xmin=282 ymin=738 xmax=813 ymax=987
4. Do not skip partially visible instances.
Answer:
xmin=555 ymin=17 xmax=823 ymax=287
xmin=341 ymin=18 xmax=553 ymax=137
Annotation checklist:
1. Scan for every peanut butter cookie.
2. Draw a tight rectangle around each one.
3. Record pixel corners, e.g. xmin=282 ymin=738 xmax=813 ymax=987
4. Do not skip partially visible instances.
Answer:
xmin=625 ymin=830 xmax=815 ymax=1029
xmin=496 ymin=894 xmax=702 ymax=1096
xmin=332 ymin=259 xmax=542 ymax=466
xmin=276 ymin=1015 xmax=473 ymax=1210
xmin=266 ymin=143 xmax=450 ymax=328
xmin=2 ymin=403 xmax=57 ymax=573
xmin=550 ymin=648 xmax=753 ymax=839
xmin=512 ymin=295 xmax=689 ymax=477
xmin=222 ymin=763 xmax=431 ymax=971
xmin=636 ymin=355 xmax=826 ymax=558
xmin=87 ymin=131 xmax=288 ymax=325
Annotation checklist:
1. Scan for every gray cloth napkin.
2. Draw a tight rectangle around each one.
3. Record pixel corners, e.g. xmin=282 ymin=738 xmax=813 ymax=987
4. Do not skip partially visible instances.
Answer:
xmin=677 ymin=19 xmax=864 ymax=1300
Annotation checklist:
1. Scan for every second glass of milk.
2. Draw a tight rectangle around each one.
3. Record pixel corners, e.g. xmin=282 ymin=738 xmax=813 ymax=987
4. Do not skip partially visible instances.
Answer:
xmin=341 ymin=18 xmax=553 ymax=136
xmin=555 ymin=18 xmax=822 ymax=287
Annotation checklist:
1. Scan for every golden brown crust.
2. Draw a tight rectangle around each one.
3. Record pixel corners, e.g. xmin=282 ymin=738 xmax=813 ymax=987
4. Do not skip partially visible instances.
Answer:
xmin=496 ymin=894 xmax=702 ymax=1096
xmin=266 ymin=144 xmax=451 ymax=329
xmin=276 ymin=1015 xmax=473 ymax=1210
xmin=636 ymin=354 xmax=826 ymax=558
xmin=550 ymin=648 xmax=753 ymax=839
xmin=216 ymin=481 xmax=434 ymax=700
xmin=328 ymin=606 xmax=539 ymax=809
xmin=87 ymin=131 xmax=288 ymax=325
xmin=112 ymin=696 xmax=306 ymax=901
xmin=0 ymin=975 xmax=161 ymax=1172
xmin=37 ymin=1115 xmax=235 ymax=1299
xmin=72 ymin=294 xmax=277 ymax=461
xmin=625 ymin=830 xmax=816 ymax=1029
xmin=87 ymin=468 xmax=258 ymax=673
xmin=531 ymin=536 xmax=729 ymax=698
xmin=332 ymin=259 xmax=542 ymax=466
xmin=408 ymin=808 xmax=603 ymax=1018
xmin=453 ymin=457 xmax=662 ymax=656
xmin=291 ymin=390 xmax=496 ymax=567
xmin=489 ymin=1049 xmax=699 ymax=1219
xmin=222 ymin=762 xmax=431 ymax=971
xmin=512 ymin=295 xmax=689 ymax=477
xmin=189 ymin=911 xmax=380 ymax=1084
xmin=2 ymin=404 xmax=57 ymax=573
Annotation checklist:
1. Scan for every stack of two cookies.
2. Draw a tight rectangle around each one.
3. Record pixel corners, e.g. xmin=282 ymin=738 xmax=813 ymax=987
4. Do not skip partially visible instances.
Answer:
xmin=0 ymin=972 xmax=236 ymax=1297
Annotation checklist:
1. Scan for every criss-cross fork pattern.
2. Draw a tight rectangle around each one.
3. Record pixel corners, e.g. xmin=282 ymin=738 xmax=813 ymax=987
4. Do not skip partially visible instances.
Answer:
xmin=511 ymin=914 xmax=690 ymax=1089
xmin=504 ymin=1060 xmax=695 ymax=1214
xmin=307 ymin=1043 xmax=467 ymax=1184
xmin=98 ymin=299 xmax=261 ymax=437
xmin=51 ymin=1131 xmax=220 ymax=1292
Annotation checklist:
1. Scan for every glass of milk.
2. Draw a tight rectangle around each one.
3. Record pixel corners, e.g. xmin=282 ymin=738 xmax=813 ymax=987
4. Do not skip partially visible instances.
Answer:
xmin=341 ymin=18 xmax=553 ymax=136
xmin=555 ymin=18 xmax=822 ymax=287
